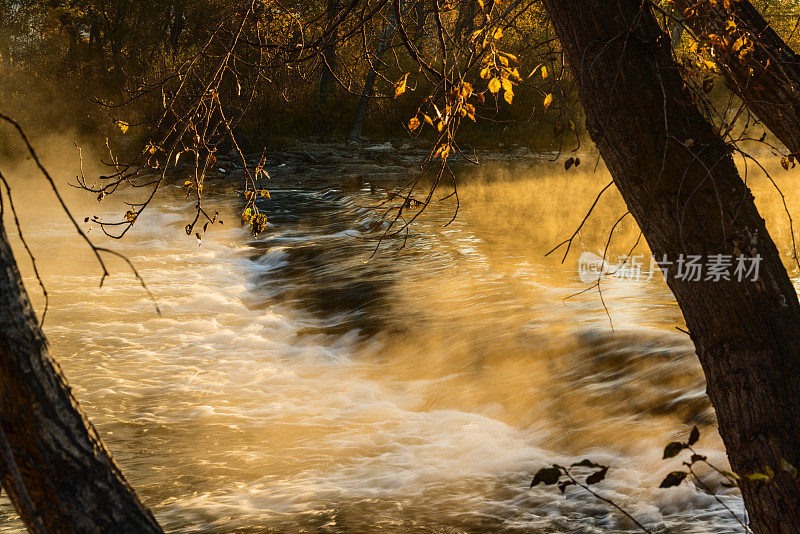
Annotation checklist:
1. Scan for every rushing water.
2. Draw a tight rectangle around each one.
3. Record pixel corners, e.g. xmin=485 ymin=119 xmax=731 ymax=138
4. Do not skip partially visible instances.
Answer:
xmin=4 ymin=155 xmax=797 ymax=533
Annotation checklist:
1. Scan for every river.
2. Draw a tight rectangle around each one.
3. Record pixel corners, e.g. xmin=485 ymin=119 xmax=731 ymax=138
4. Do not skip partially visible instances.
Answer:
xmin=3 ymin=154 xmax=794 ymax=532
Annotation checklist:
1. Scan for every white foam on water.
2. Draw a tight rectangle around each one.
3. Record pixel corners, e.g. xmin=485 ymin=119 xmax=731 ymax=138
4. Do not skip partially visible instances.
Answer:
xmin=0 ymin=181 xmax=744 ymax=533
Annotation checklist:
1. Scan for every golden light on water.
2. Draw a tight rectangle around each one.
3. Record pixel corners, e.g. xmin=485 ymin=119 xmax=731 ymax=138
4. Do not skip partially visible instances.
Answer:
xmin=1 ymin=146 xmax=792 ymax=531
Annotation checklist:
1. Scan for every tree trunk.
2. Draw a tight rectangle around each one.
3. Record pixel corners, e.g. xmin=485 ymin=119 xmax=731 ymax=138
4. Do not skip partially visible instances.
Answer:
xmin=169 ymin=1 xmax=186 ymax=54
xmin=676 ymin=0 xmax=800 ymax=156
xmin=0 ymin=37 xmax=9 ymax=64
xmin=542 ymin=1 xmax=800 ymax=531
xmin=348 ymin=67 xmax=382 ymax=142
xmin=455 ymin=0 xmax=477 ymax=43
xmin=316 ymin=0 xmax=342 ymax=134
xmin=0 ymin=216 xmax=162 ymax=532
xmin=348 ymin=3 xmax=405 ymax=142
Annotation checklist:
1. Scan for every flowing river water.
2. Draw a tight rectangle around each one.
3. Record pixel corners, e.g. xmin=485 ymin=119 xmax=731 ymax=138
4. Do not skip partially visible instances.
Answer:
xmin=2 ymin=153 xmax=798 ymax=533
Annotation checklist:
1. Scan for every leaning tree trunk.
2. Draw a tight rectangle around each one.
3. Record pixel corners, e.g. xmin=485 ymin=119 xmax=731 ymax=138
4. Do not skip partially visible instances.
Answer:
xmin=542 ymin=0 xmax=800 ymax=531
xmin=676 ymin=0 xmax=800 ymax=156
xmin=0 ymin=217 xmax=162 ymax=532
xmin=348 ymin=1 xmax=408 ymax=142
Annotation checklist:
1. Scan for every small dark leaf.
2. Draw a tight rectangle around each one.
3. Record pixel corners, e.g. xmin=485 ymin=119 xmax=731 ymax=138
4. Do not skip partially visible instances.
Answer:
xmin=721 ymin=481 xmax=737 ymax=488
xmin=185 ymin=224 xmax=193 ymax=236
xmin=586 ymin=466 xmax=608 ymax=485
xmin=558 ymin=480 xmax=576 ymax=493
xmin=690 ymin=454 xmax=707 ymax=463
xmin=531 ymin=467 xmax=562 ymax=487
xmin=688 ymin=426 xmax=700 ymax=446
xmin=564 ymin=157 xmax=575 ymax=171
xmin=84 ymin=217 xmax=89 ymax=223
xmin=660 ymin=471 xmax=688 ymax=488
xmin=574 ymin=157 xmax=581 ymax=167
xmin=758 ymin=132 xmax=767 ymax=142
xmin=663 ymin=441 xmax=686 ymax=459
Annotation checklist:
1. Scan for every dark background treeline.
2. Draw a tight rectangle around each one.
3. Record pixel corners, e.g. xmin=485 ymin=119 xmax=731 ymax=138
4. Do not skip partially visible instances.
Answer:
xmin=1 ymin=0 xmax=798 ymax=150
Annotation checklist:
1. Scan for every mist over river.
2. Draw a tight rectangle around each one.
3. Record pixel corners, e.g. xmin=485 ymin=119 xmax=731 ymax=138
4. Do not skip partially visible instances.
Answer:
xmin=4 ymin=156 xmax=793 ymax=533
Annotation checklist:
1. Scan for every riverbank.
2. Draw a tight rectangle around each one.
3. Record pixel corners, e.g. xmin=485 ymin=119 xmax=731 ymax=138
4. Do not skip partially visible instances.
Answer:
xmin=200 ymin=138 xmax=571 ymax=190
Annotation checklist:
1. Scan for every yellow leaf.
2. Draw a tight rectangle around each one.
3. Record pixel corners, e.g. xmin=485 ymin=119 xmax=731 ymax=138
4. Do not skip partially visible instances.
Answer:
xmin=480 ymin=65 xmax=491 ymax=79
xmin=503 ymin=89 xmax=513 ymax=105
xmin=488 ymin=78 xmax=501 ymax=93
xmin=493 ymin=27 xmax=503 ymax=40
xmin=465 ymin=103 xmax=476 ymax=121
xmin=184 ymin=180 xmax=193 ymax=188
xmin=115 ymin=120 xmax=129 ymax=134
xmin=125 ymin=210 xmax=137 ymax=222
xmin=435 ymin=143 xmax=451 ymax=161
xmin=408 ymin=116 xmax=421 ymax=131
xmin=394 ymin=73 xmax=409 ymax=99
xmin=259 ymin=190 xmax=271 ymax=198
xmin=541 ymin=65 xmax=548 ymax=79
xmin=543 ymin=93 xmax=553 ymax=110
xmin=501 ymin=78 xmax=513 ymax=92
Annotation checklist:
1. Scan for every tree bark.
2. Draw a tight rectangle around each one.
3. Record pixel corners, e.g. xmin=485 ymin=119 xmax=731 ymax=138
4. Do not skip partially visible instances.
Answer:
xmin=348 ymin=3 xmax=405 ymax=142
xmin=542 ymin=1 xmax=800 ymax=531
xmin=316 ymin=0 xmax=342 ymax=134
xmin=0 ymin=216 xmax=162 ymax=532
xmin=675 ymin=0 xmax=800 ymax=156
xmin=455 ymin=0 xmax=477 ymax=43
